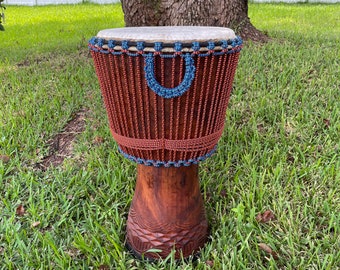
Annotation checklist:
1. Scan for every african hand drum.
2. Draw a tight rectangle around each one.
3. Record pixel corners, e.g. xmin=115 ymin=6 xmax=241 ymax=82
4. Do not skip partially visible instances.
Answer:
xmin=89 ymin=26 xmax=242 ymax=260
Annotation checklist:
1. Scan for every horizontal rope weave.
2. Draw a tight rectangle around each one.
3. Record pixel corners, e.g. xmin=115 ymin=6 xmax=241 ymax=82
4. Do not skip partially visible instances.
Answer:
xmin=111 ymin=127 xmax=223 ymax=152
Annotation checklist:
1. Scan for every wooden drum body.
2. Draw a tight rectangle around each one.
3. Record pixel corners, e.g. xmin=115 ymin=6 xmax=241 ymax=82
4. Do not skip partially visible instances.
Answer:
xmin=89 ymin=26 xmax=242 ymax=260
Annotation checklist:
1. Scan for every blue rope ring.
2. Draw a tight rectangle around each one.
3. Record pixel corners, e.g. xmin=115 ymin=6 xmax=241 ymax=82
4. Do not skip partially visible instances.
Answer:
xmin=144 ymin=53 xmax=196 ymax=99
xmin=88 ymin=37 xmax=243 ymax=58
xmin=118 ymin=146 xmax=217 ymax=167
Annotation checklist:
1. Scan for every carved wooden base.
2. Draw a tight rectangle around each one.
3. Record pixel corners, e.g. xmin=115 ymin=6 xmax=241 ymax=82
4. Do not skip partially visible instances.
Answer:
xmin=126 ymin=164 xmax=208 ymax=260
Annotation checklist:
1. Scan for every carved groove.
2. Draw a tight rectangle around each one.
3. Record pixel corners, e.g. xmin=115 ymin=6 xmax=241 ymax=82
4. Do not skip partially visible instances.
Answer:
xmin=127 ymin=209 xmax=208 ymax=259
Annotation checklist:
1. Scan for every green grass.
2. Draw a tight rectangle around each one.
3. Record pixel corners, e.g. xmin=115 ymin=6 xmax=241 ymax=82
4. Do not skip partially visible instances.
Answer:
xmin=0 ymin=4 xmax=124 ymax=65
xmin=249 ymin=3 xmax=340 ymax=39
xmin=1 ymin=3 xmax=339 ymax=269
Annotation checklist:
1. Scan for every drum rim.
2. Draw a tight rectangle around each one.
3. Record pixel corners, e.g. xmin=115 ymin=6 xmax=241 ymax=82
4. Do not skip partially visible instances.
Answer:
xmin=88 ymin=36 xmax=243 ymax=53
xmin=96 ymin=26 xmax=237 ymax=43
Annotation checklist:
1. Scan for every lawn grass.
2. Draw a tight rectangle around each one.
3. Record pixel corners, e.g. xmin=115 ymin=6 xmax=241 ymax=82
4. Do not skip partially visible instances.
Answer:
xmin=1 ymin=3 xmax=339 ymax=269
xmin=0 ymin=4 xmax=124 ymax=65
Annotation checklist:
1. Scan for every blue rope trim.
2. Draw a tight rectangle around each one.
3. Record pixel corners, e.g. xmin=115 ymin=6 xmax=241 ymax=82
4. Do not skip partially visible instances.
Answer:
xmin=144 ymin=53 xmax=196 ymax=99
xmin=88 ymin=37 xmax=243 ymax=57
xmin=118 ymin=146 xmax=217 ymax=168
xmin=88 ymin=37 xmax=243 ymax=98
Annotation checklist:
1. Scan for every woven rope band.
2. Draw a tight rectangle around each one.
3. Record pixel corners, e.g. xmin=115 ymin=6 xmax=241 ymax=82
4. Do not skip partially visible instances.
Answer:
xmin=111 ymin=127 xmax=223 ymax=152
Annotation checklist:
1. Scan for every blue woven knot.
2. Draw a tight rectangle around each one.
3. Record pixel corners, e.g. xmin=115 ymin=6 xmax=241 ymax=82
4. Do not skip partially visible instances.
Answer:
xmin=154 ymin=42 xmax=163 ymax=52
xmin=136 ymin=41 xmax=145 ymax=51
xmin=174 ymin=42 xmax=182 ymax=52
xmin=207 ymin=41 xmax=215 ymax=50
xmin=192 ymin=42 xmax=200 ymax=52
xmin=107 ymin=40 xmax=116 ymax=49
xmin=236 ymin=36 xmax=243 ymax=46
xmin=136 ymin=158 xmax=144 ymax=164
xmin=145 ymin=160 xmax=153 ymax=166
xmin=221 ymin=40 xmax=228 ymax=49
xmin=121 ymin=40 xmax=129 ymax=50
xmin=88 ymin=37 xmax=96 ymax=46
xmin=97 ymin=38 xmax=104 ymax=47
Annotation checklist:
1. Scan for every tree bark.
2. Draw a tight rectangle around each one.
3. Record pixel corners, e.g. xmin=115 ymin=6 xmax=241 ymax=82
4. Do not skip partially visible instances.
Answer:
xmin=120 ymin=0 xmax=268 ymax=42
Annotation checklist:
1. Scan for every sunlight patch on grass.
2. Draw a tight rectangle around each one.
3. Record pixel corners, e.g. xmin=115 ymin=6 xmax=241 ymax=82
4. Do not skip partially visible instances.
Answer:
xmin=0 ymin=4 xmax=124 ymax=65
xmin=249 ymin=3 xmax=340 ymax=38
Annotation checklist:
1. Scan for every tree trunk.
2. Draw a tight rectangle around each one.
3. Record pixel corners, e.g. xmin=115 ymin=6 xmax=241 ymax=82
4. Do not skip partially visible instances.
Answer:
xmin=120 ymin=0 xmax=268 ymax=42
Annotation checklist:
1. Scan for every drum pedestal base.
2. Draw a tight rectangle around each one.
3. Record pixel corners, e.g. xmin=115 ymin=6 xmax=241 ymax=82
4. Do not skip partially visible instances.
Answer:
xmin=126 ymin=164 xmax=208 ymax=260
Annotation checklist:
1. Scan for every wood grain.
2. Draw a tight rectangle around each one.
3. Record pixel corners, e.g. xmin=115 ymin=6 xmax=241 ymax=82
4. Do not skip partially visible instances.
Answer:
xmin=126 ymin=164 xmax=208 ymax=259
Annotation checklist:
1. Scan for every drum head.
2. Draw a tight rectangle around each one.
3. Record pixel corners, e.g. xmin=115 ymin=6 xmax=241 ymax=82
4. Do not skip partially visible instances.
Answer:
xmin=96 ymin=26 xmax=236 ymax=42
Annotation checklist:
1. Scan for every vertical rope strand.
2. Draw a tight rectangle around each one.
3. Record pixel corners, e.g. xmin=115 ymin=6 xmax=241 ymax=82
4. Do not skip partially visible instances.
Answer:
xmin=193 ymin=56 xmax=208 ymax=159
xmin=143 ymin=55 xmax=153 ymax=160
xmin=136 ymin=55 xmax=146 ymax=140
xmin=115 ymin=54 xmax=131 ymax=137
xmin=170 ymin=56 xmax=176 ymax=161
xmin=199 ymin=54 xmax=215 ymax=138
xmin=129 ymin=55 xmax=143 ymax=158
xmin=152 ymin=56 xmax=159 ymax=161
xmin=217 ymin=54 xmax=233 ymax=131
xmin=122 ymin=55 xmax=137 ymax=156
xmin=177 ymin=56 xmax=185 ymax=161
xmin=160 ymin=56 xmax=166 ymax=160
xmin=120 ymin=55 xmax=134 ymax=155
xmin=181 ymin=61 xmax=191 ymax=161
xmin=107 ymin=54 xmax=123 ymax=136
xmin=207 ymin=54 xmax=223 ymax=136
xmin=187 ymin=55 xmax=200 ymax=160
xmin=211 ymin=54 xmax=227 ymax=133
xmin=89 ymin=37 xmax=242 ymax=167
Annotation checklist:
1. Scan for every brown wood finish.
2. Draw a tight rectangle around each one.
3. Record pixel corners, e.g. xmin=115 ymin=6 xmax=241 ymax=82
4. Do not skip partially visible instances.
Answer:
xmin=126 ymin=164 xmax=208 ymax=259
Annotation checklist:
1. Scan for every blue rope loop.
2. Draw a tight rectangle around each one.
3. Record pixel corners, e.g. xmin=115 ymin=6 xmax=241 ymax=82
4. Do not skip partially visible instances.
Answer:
xmin=89 ymin=36 xmax=243 ymax=97
xmin=118 ymin=146 xmax=217 ymax=167
xmin=144 ymin=53 xmax=196 ymax=99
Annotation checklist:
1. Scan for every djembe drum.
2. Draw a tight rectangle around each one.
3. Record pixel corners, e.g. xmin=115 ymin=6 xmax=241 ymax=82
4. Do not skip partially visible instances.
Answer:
xmin=89 ymin=26 xmax=242 ymax=260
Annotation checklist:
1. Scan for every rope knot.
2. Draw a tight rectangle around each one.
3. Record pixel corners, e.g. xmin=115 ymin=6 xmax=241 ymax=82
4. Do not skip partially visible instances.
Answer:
xmin=207 ymin=41 xmax=215 ymax=51
xmin=136 ymin=41 xmax=145 ymax=52
xmin=121 ymin=40 xmax=129 ymax=51
xmin=192 ymin=41 xmax=200 ymax=53
xmin=107 ymin=40 xmax=116 ymax=49
xmin=154 ymin=42 xmax=163 ymax=52
xmin=97 ymin=38 xmax=104 ymax=48
xmin=88 ymin=37 xmax=96 ymax=46
xmin=221 ymin=40 xmax=228 ymax=49
xmin=174 ymin=42 xmax=182 ymax=53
